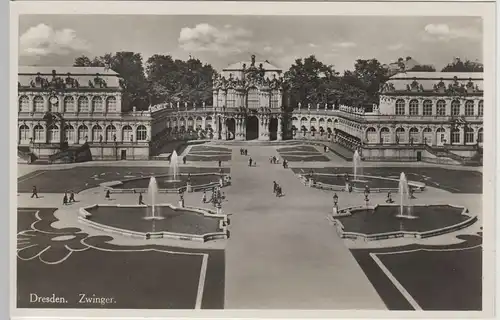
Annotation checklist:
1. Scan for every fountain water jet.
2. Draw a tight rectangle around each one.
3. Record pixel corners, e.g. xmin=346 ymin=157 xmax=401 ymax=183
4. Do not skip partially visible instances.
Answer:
xmin=353 ymin=150 xmax=362 ymax=181
xmin=144 ymin=176 xmax=164 ymax=220
xmin=396 ymin=172 xmax=417 ymax=219
xmin=166 ymin=150 xmax=181 ymax=182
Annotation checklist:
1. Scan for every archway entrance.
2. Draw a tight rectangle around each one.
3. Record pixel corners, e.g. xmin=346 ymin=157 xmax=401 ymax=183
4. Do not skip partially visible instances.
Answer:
xmin=269 ymin=118 xmax=278 ymax=141
xmin=226 ymin=118 xmax=235 ymax=140
xmin=246 ymin=116 xmax=259 ymax=140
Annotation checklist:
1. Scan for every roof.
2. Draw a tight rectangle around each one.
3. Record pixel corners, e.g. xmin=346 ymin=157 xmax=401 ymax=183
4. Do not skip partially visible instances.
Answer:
xmin=382 ymin=71 xmax=483 ymax=93
xmin=18 ymin=66 xmax=122 ymax=89
xmin=223 ymin=60 xmax=282 ymax=71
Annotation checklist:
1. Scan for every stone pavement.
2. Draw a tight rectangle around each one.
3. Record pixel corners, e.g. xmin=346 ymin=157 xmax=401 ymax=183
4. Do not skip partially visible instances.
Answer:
xmin=222 ymin=146 xmax=386 ymax=309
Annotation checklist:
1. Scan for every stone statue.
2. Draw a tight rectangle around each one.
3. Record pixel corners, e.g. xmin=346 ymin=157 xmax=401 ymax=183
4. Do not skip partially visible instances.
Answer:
xmin=298 ymin=102 xmax=301 ymax=110
xmin=308 ymin=103 xmax=311 ymax=111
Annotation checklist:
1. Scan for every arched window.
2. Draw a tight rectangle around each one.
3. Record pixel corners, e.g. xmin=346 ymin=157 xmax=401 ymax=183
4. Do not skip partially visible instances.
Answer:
xmin=300 ymin=117 xmax=307 ymax=127
xmin=395 ymin=99 xmax=405 ymax=115
xmin=64 ymin=124 xmax=75 ymax=143
xmin=423 ymin=100 xmax=432 ymax=116
xmin=409 ymin=127 xmax=419 ymax=143
xmin=465 ymin=100 xmax=474 ymax=116
xmin=310 ymin=118 xmax=317 ymax=130
xmin=122 ymin=125 xmax=133 ymax=142
xmin=187 ymin=117 xmax=194 ymax=130
xmin=34 ymin=96 xmax=44 ymax=112
xmin=478 ymin=100 xmax=483 ymax=116
xmin=33 ymin=124 xmax=44 ymax=142
xmin=451 ymin=128 xmax=460 ymax=144
xmin=271 ymin=90 xmax=280 ymax=109
xmin=247 ymin=88 xmax=259 ymax=109
xmin=77 ymin=125 xmax=88 ymax=143
xmin=226 ymin=89 xmax=236 ymax=108
xmin=137 ymin=125 xmax=147 ymax=141
xmin=19 ymin=96 xmax=30 ymax=112
xmin=380 ymin=127 xmax=390 ymax=144
xmin=92 ymin=125 xmax=103 ymax=142
xmin=64 ymin=96 xmax=75 ymax=112
xmin=366 ymin=127 xmax=377 ymax=144
xmin=423 ymin=127 xmax=433 ymax=145
xmin=48 ymin=125 xmax=59 ymax=143
xmin=396 ymin=127 xmax=406 ymax=143
xmin=451 ymin=100 xmax=460 ymax=116
xmin=92 ymin=96 xmax=104 ymax=113
xmin=409 ymin=99 xmax=419 ymax=115
xmin=78 ymin=96 xmax=89 ymax=113
xmin=478 ymin=128 xmax=483 ymax=143
xmin=436 ymin=127 xmax=446 ymax=144
xmin=436 ymin=100 xmax=446 ymax=116
xmin=465 ymin=127 xmax=474 ymax=143
xmin=106 ymin=125 xmax=116 ymax=142
xmin=19 ymin=125 xmax=30 ymax=143
xmin=106 ymin=96 xmax=117 ymax=113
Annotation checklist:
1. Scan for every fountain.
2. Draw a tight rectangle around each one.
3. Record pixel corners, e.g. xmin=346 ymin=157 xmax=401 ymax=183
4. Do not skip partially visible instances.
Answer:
xmin=353 ymin=150 xmax=362 ymax=181
xmin=167 ymin=150 xmax=181 ymax=182
xmin=396 ymin=172 xmax=416 ymax=219
xmin=144 ymin=176 xmax=164 ymax=220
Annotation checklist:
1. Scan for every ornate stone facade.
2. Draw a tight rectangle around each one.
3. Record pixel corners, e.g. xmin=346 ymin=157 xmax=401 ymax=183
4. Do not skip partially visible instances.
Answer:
xmin=18 ymin=66 xmax=152 ymax=161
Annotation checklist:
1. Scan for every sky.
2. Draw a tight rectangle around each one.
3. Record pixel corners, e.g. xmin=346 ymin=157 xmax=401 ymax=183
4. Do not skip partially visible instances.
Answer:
xmin=18 ymin=15 xmax=483 ymax=72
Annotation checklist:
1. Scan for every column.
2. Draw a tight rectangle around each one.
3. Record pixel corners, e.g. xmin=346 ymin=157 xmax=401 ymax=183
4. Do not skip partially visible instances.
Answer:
xmin=277 ymin=116 xmax=283 ymax=140
xmin=221 ymin=117 xmax=227 ymax=140
xmin=445 ymin=99 xmax=451 ymax=116
xmin=58 ymin=94 xmax=64 ymax=113
xmin=43 ymin=95 xmax=49 ymax=112
xmin=29 ymin=95 xmax=34 ymax=113
xmin=214 ymin=116 xmax=220 ymax=140
xmin=404 ymin=98 xmax=410 ymax=115
xmin=116 ymin=95 xmax=122 ymax=113
xmin=202 ymin=117 xmax=206 ymax=130
xmin=431 ymin=98 xmax=437 ymax=116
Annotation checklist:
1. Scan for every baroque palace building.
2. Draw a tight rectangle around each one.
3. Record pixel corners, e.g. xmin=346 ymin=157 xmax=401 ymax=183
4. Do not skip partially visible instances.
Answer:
xmin=17 ymin=66 xmax=153 ymax=162
xmin=18 ymin=57 xmax=483 ymax=165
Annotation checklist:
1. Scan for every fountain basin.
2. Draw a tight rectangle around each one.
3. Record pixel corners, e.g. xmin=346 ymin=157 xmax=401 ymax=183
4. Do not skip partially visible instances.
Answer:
xmin=79 ymin=204 xmax=229 ymax=242
xmin=302 ymin=174 xmax=425 ymax=193
xmin=101 ymin=173 xmax=230 ymax=194
xmin=331 ymin=204 xmax=476 ymax=241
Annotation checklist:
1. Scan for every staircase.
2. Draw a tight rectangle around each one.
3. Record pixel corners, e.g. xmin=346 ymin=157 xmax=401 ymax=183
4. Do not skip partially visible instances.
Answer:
xmin=423 ymin=144 xmax=482 ymax=166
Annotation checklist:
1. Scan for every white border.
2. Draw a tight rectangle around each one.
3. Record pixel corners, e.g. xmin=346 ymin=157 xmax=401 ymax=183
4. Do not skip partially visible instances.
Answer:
xmin=10 ymin=1 xmax=496 ymax=319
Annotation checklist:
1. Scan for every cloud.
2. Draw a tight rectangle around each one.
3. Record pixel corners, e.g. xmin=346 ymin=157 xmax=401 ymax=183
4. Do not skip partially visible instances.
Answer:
xmin=19 ymin=23 xmax=90 ymax=56
xmin=179 ymin=23 xmax=253 ymax=56
xmin=423 ymin=23 xmax=482 ymax=41
xmin=308 ymin=43 xmax=318 ymax=48
xmin=332 ymin=41 xmax=357 ymax=48
xmin=387 ymin=43 xmax=404 ymax=51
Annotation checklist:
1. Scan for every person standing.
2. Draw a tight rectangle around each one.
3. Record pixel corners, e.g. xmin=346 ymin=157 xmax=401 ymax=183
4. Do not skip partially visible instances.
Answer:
xmin=31 ymin=186 xmax=39 ymax=199
xmin=105 ymin=189 xmax=111 ymax=200
xmin=138 ymin=193 xmax=144 ymax=205
xmin=202 ymin=191 xmax=207 ymax=203
xmin=218 ymin=160 xmax=222 ymax=167
xmin=273 ymin=181 xmax=277 ymax=194
xmin=63 ymin=193 xmax=68 ymax=205
xmin=69 ymin=191 xmax=75 ymax=203
xmin=249 ymin=158 xmax=253 ymax=167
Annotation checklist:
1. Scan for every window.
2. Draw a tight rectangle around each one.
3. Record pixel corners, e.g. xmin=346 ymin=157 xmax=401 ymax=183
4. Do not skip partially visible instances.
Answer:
xmin=395 ymin=99 xmax=405 ymax=115
xmin=106 ymin=97 xmax=117 ymax=113
xmin=409 ymin=99 xmax=419 ymax=115
xmin=48 ymin=125 xmax=59 ymax=143
xmin=396 ymin=127 xmax=406 ymax=143
xmin=106 ymin=125 xmax=116 ymax=142
xmin=122 ymin=125 xmax=133 ymax=142
xmin=271 ymin=90 xmax=280 ymax=109
xmin=92 ymin=125 xmax=103 ymax=142
xmin=465 ymin=127 xmax=474 ymax=143
xmin=19 ymin=125 xmax=30 ymax=142
xmin=78 ymin=125 xmax=88 ymax=143
xmin=423 ymin=127 xmax=433 ymax=145
xmin=34 ymin=96 xmax=44 ymax=112
xmin=436 ymin=100 xmax=446 ymax=116
xmin=478 ymin=128 xmax=483 ymax=143
xmin=136 ymin=125 xmax=147 ymax=141
xmin=34 ymin=125 xmax=44 ymax=142
xmin=380 ymin=128 xmax=390 ymax=144
xmin=465 ymin=100 xmax=474 ymax=116
xmin=78 ymin=96 xmax=89 ymax=113
xmin=19 ymin=96 xmax=30 ymax=112
xmin=451 ymin=100 xmax=460 ymax=116
xmin=451 ymin=128 xmax=460 ymax=144
xmin=478 ymin=100 xmax=483 ymax=116
xmin=92 ymin=96 xmax=104 ymax=113
xmin=64 ymin=96 xmax=75 ymax=112
xmin=226 ymin=89 xmax=236 ymax=108
xmin=409 ymin=127 xmax=419 ymax=143
xmin=366 ymin=127 xmax=377 ymax=144
xmin=436 ymin=128 xmax=446 ymax=143
xmin=187 ymin=118 xmax=194 ymax=130
xmin=423 ymin=100 xmax=432 ymax=116
xmin=64 ymin=125 xmax=75 ymax=143
xmin=247 ymin=88 xmax=259 ymax=109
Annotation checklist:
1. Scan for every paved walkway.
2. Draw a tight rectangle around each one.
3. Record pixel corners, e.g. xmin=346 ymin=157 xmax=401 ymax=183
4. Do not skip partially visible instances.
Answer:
xmin=223 ymin=146 xmax=386 ymax=309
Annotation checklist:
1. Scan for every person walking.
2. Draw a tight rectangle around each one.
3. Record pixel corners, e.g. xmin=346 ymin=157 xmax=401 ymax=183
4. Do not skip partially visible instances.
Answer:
xmin=218 ymin=160 xmax=222 ymax=167
xmin=249 ymin=158 xmax=253 ymax=167
xmin=273 ymin=181 xmax=277 ymax=194
xmin=105 ymin=189 xmax=111 ymax=200
xmin=31 ymin=186 xmax=39 ymax=199
xmin=138 ymin=193 xmax=144 ymax=205
xmin=202 ymin=191 xmax=207 ymax=203
xmin=69 ymin=191 xmax=75 ymax=203
xmin=63 ymin=193 xmax=68 ymax=205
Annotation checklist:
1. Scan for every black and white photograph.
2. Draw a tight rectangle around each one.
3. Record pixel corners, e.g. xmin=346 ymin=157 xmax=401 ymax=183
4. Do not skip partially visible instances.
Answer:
xmin=11 ymin=2 xmax=496 ymax=318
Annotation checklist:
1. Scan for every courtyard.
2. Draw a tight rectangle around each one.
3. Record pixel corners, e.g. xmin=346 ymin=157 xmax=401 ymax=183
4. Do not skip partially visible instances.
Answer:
xmin=16 ymin=142 xmax=483 ymax=310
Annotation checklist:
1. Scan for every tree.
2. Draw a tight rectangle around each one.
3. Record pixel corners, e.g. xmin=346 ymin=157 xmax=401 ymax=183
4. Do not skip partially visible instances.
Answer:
xmin=145 ymin=55 xmax=216 ymax=105
xmin=408 ymin=64 xmax=436 ymax=72
xmin=284 ymin=55 xmax=341 ymax=107
xmin=441 ymin=58 xmax=483 ymax=72
xmin=74 ymin=52 xmax=149 ymax=110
